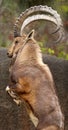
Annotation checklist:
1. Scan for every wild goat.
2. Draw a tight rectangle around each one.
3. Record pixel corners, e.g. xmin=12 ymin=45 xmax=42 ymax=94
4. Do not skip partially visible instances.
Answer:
xmin=6 ymin=5 xmax=66 ymax=130
xmin=6 ymin=29 xmax=64 ymax=130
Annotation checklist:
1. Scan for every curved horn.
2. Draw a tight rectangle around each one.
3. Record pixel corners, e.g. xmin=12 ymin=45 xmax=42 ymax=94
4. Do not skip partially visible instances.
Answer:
xmin=14 ymin=5 xmax=63 ymax=42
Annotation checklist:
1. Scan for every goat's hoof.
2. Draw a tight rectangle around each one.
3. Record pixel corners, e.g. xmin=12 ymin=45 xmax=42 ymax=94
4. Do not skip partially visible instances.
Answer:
xmin=6 ymin=86 xmax=10 ymax=91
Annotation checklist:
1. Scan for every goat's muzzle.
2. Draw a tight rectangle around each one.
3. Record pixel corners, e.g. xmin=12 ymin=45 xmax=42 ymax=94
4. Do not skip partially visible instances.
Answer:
xmin=7 ymin=52 xmax=13 ymax=58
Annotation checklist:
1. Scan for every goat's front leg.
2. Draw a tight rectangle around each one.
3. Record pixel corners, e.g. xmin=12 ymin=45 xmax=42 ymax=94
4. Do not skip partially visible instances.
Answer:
xmin=6 ymin=86 xmax=21 ymax=105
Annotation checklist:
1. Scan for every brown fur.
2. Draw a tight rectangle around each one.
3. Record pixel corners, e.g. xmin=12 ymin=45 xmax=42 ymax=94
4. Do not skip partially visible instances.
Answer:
xmin=7 ymin=31 xmax=64 ymax=130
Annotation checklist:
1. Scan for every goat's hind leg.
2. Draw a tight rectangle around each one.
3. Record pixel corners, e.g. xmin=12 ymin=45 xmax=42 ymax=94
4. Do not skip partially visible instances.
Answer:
xmin=37 ymin=125 xmax=64 ymax=130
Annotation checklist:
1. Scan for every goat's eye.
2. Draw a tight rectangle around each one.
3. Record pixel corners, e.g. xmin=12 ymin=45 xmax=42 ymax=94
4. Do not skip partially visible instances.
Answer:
xmin=15 ymin=40 xmax=18 ymax=44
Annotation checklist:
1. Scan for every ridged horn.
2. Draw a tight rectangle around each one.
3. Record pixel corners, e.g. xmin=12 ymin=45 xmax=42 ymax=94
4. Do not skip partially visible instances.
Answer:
xmin=14 ymin=5 xmax=63 ymax=42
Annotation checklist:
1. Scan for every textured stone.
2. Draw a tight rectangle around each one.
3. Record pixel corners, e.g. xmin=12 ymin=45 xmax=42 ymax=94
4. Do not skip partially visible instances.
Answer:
xmin=0 ymin=48 xmax=68 ymax=130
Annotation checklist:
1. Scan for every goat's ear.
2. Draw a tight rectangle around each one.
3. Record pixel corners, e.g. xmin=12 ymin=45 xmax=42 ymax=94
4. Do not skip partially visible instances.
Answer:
xmin=27 ymin=29 xmax=35 ymax=39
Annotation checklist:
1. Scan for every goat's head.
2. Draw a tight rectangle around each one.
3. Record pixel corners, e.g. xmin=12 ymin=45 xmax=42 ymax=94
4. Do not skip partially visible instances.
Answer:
xmin=7 ymin=5 xmax=64 ymax=58
xmin=7 ymin=30 xmax=35 ymax=58
xmin=7 ymin=34 xmax=26 ymax=58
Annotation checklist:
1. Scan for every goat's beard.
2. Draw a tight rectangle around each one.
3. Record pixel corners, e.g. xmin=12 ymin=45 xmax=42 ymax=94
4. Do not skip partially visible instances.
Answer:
xmin=6 ymin=86 xmax=21 ymax=105
xmin=13 ymin=53 xmax=17 ymax=59
xmin=10 ymin=53 xmax=17 ymax=67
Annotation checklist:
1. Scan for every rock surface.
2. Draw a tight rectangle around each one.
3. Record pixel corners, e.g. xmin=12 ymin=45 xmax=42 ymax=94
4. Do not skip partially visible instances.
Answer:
xmin=0 ymin=48 xmax=35 ymax=130
xmin=0 ymin=48 xmax=68 ymax=130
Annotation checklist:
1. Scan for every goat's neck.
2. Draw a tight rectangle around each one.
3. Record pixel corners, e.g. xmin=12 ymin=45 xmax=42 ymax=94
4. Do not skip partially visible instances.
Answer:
xmin=14 ymin=42 xmax=43 ymax=67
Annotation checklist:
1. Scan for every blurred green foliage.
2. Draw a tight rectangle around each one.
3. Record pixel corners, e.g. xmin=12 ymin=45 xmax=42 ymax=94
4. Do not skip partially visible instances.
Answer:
xmin=0 ymin=0 xmax=68 ymax=59
xmin=39 ymin=41 xmax=68 ymax=60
